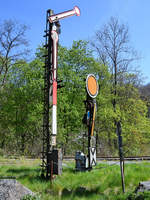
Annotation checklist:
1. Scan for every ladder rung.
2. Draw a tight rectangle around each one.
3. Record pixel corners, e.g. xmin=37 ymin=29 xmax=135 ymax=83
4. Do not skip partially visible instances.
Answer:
xmin=42 ymin=54 xmax=48 ymax=57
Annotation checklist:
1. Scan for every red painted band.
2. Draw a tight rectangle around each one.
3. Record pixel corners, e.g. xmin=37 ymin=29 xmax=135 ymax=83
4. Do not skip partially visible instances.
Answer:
xmin=53 ymin=81 xmax=57 ymax=105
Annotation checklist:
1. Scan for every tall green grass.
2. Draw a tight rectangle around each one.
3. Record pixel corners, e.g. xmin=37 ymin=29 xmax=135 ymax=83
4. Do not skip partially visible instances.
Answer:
xmin=1 ymin=159 xmax=150 ymax=199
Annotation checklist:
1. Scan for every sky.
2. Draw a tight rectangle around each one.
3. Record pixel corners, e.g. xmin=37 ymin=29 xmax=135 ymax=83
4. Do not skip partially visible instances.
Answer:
xmin=0 ymin=0 xmax=150 ymax=84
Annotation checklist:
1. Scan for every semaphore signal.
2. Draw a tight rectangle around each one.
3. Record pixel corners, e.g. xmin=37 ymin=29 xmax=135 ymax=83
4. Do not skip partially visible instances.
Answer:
xmin=41 ymin=6 xmax=80 ymax=179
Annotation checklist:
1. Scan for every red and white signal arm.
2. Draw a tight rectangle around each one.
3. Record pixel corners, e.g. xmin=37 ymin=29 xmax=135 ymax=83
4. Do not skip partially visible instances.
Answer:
xmin=86 ymin=74 xmax=99 ymax=98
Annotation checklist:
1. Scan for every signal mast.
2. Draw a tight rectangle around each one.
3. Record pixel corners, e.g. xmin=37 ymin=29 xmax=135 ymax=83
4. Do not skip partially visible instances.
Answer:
xmin=42 ymin=6 xmax=80 ymax=179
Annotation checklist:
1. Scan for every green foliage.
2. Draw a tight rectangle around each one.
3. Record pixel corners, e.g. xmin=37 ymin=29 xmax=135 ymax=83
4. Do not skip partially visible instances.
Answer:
xmin=127 ymin=191 xmax=150 ymax=200
xmin=0 ymin=39 xmax=150 ymax=156
xmin=0 ymin=57 xmax=44 ymax=155
xmin=21 ymin=194 xmax=40 ymax=200
xmin=57 ymin=40 xmax=103 ymax=154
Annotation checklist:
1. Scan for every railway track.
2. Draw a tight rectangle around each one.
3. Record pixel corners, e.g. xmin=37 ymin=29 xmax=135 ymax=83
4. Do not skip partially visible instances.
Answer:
xmin=64 ymin=156 xmax=150 ymax=161
xmin=2 ymin=155 xmax=150 ymax=161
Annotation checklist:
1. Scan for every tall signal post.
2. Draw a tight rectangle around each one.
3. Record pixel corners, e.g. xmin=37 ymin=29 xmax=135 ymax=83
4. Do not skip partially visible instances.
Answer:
xmin=41 ymin=7 xmax=80 ymax=179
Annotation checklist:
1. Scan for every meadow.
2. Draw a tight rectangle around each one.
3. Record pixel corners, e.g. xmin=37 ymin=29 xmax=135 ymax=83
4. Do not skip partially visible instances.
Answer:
xmin=1 ymin=158 xmax=150 ymax=199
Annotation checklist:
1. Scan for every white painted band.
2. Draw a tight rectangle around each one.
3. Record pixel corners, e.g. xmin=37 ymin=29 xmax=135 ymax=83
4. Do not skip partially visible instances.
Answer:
xmin=51 ymin=30 xmax=58 ymax=80
xmin=52 ymin=105 xmax=57 ymax=135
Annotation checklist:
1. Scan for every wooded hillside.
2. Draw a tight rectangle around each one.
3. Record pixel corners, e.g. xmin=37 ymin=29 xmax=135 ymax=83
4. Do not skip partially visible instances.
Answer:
xmin=0 ymin=19 xmax=150 ymax=157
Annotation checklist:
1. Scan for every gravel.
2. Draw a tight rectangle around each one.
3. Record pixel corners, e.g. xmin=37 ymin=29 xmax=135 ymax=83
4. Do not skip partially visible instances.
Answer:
xmin=0 ymin=179 xmax=35 ymax=200
xmin=136 ymin=181 xmax=150 ymax=193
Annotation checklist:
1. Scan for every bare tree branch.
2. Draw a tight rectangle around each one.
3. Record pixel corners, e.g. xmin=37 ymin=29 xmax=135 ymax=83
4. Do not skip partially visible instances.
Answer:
xmin=0 ymin=19 xmax=29 ymax=88
xmin=91 ymin=16 xmax=141 ymax=86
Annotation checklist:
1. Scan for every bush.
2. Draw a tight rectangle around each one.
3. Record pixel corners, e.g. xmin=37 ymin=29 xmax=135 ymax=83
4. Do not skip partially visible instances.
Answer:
xmin=127 ymin=191 xmax=150 ymax=200
xmin=21 ymin=194 xmax=40 ymax=200
xmin=0 ymin=148 xmax=5 ymax=157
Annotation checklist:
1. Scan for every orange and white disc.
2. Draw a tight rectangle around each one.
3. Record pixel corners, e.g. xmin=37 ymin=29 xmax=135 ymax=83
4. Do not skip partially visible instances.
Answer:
xmin=86 ymin=74 xmax=98 ymax=98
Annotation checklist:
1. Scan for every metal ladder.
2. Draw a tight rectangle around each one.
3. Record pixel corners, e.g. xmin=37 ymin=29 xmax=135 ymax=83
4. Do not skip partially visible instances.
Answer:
xmin=41 ymin=9 xmax=53 ymax=179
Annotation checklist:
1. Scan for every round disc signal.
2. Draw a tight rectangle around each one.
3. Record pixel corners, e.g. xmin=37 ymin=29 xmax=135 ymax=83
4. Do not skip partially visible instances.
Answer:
xmin=86 ymin=74 xmax=99 ymax=98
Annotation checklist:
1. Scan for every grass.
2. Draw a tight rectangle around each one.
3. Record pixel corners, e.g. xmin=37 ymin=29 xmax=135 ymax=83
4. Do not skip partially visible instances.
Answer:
xmin=1 ymin=158 xmax=150 ymax=199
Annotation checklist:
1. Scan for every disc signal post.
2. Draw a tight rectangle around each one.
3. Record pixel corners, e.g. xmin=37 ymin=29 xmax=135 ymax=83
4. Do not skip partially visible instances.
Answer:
xmin=82 ymin=74 xmax=99 ymax=170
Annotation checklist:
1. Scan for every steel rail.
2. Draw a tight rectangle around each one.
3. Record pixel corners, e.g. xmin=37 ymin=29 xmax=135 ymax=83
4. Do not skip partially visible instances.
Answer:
xmin=63 ymin=156 xmax=150 ymax=161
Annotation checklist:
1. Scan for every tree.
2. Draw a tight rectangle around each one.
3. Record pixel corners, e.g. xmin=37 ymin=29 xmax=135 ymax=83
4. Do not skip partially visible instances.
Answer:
xmin=92 ymin=17 xmax=139 ymax=79
xmin=0 ymin=19 xmax=29 ymax=88
xmin=55 ymin=40 xmax=108 ymax=155
xmin=0 ymin=37 xmax=149 ymax=157
xmin=140 ymin=83 xmax=150 ymax=118
xmin=0 ymin=56 xmax=44 ymax=155
xmin=91 ymin=17 xmax=141 ymax=110
xmin=91 ymin=17 xmax=150 ymax=155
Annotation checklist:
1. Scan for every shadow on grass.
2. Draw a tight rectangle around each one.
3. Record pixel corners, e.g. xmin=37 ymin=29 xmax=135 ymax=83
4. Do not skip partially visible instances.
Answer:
xmin=62 ymin=167 xmax=75 ymax=174
xmin=7 ymin=167 xmax=40 ymax=174
xmin=6 ymin=167 xmax=45 ymax=184
xmin=61 ymin=186 xmax=104 ymax=199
